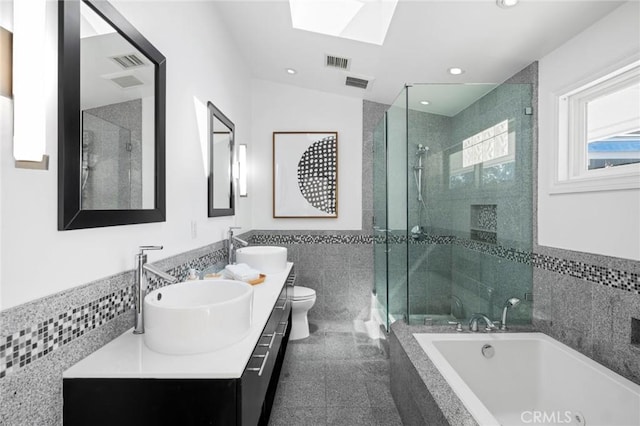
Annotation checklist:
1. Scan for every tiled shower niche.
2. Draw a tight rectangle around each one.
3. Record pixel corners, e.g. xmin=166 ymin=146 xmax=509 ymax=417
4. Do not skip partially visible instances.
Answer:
xmin=470 ymin=204 xmax=497 ymax=244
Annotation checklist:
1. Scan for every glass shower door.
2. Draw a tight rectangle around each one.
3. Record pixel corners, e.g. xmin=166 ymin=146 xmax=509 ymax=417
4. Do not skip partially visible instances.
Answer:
xmin=373 ymin=114 xmax=389 ymax=329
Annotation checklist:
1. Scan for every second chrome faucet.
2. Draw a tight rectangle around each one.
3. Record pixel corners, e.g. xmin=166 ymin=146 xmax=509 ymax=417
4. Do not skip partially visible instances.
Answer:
xmin=227 ymin=226 xmax=249 ymax=264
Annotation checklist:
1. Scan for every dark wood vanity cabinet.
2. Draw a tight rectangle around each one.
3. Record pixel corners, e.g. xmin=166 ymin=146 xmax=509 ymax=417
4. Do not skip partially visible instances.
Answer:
xmin=241 ymin=281 xmax=291 ymax=426
xmin=63 ymin=275 xmax=293 ymax=426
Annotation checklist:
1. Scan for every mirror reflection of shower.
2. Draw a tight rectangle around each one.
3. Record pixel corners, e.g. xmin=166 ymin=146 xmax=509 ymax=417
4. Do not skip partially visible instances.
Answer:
xmin=81 ymin=99 xmax=142 ymax=210
xmin=412 ymin=143 xmax=429 ymax=239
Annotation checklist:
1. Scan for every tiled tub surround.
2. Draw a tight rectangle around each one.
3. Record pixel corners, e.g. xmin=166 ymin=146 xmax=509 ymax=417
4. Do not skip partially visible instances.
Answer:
xmin=0 ymin=240 xmax=228 ymax=426
xmin=389 ymin=322 xmax=537 ymax=426
xmin=390 ymin=322 xmax=640 ymax=426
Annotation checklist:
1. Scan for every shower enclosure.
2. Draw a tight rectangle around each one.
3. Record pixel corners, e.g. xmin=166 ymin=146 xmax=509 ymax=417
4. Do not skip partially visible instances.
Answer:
xmin=373 ymin=82 xmax=534 ymax=330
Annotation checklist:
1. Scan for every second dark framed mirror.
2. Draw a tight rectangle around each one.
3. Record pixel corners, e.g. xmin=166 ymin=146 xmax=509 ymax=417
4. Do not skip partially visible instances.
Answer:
xmin=58 ymin=0 xmax=166 ymax=230
xmin=208 ymin=101 xmax=235 ymax=217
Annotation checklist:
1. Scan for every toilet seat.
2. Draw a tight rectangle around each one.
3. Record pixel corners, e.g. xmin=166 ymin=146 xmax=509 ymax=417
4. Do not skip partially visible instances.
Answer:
xmin=292 ymin=286 xmax=315 ymax=301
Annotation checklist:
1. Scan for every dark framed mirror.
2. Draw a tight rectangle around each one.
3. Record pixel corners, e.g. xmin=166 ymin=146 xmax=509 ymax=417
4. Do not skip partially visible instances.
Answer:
xmin=208 ymin=101 xmax=235 ymax=217
xmin=58 ymin=0 xmax=166 ymax=230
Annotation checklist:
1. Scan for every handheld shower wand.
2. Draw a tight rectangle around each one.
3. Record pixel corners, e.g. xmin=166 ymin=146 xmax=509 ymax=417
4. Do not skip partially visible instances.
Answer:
xmin=500 ymin=297 xmax=521 ymax=330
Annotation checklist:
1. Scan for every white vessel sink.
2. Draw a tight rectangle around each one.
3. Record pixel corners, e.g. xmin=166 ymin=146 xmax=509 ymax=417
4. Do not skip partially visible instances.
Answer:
xmin=236 ymin=246 xmax=288 ymax=274
xmin=143 ymin=280 xmax=253 ymax=355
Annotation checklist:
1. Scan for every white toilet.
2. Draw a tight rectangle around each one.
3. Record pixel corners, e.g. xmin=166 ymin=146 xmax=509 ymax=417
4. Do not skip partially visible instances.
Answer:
xmin=290 ymin=286 xmax=316 ymax=340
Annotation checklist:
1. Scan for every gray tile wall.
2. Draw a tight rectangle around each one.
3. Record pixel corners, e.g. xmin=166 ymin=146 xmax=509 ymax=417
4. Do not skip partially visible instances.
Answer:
xmin=532 ymin=245 xmax=640 ymax=385
xmin=249 ymin=231 xmax=374 ymax=322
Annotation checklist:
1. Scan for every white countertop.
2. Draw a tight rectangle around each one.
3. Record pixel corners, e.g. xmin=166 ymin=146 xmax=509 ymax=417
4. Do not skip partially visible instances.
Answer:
xmin=63 ymin=263 xmax=293 ymax=380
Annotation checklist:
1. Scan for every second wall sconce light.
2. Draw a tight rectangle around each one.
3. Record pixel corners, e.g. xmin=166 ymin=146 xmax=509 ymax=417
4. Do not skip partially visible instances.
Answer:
xmin=238 ymin=144 xmax=247 ymax=197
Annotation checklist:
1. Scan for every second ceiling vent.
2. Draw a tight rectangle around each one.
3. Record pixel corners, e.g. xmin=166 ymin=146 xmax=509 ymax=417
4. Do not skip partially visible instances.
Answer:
xmin=325 ymin=54 xmax=351 ymax=71
xmin=345 ymin=76 xmax=370 ymax=90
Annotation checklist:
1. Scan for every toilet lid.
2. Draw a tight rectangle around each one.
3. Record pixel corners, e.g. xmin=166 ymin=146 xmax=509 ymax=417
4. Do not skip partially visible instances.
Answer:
xmin=292 ymin=286 xmax=315 ymax=300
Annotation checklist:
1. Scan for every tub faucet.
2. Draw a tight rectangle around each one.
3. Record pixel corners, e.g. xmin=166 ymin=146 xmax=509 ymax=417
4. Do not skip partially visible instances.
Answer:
xmin=134 ymin=246 xmax=178 ymax=334
xmin=228 ymin=226 xmax=249 ymax=264
xmin=469 ymin=313 xmax=497 ymax=332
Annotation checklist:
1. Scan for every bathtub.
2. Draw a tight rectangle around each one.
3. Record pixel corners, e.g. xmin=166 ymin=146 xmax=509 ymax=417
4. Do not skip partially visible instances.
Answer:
xmin=413 ymin=332 xmax=640 ymax=426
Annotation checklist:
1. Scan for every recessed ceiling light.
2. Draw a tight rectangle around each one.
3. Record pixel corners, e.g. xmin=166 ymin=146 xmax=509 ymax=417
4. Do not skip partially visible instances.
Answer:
xmin=286 ymin=68 xmax=297 ymax=75
xmin=496 ymin=0 xmax=519 ymax=8
xmin=420 ymin=100 xmax=430 ymax=105
xmin=448 ymin=67 xmax=465 ymax=75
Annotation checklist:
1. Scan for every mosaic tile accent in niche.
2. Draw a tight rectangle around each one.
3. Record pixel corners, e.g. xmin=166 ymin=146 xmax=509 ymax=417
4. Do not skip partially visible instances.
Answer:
xmin=0 ymin=247 xmax=227 ymax=380
xmin=471 ymin=204 xmax=497 ymax=231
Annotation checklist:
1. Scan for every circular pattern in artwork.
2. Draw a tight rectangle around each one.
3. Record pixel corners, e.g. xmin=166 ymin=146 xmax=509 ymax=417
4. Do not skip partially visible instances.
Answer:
xmin=297 ymin=135 xmax=337 ymax=215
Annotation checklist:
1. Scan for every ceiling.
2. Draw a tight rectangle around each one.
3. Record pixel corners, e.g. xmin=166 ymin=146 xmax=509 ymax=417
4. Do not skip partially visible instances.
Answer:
xmin=213 ymin=0 xmax=625 ymax=108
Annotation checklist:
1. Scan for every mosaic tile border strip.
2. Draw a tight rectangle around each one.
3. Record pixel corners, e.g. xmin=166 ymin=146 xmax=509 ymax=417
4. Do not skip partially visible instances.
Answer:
xmin=532 ymin=253 xmax=640 ymax=294
xmin=251 ymin=234 xmax=372 ymax=245
xmin=0 ymin=247 xmax=227 ymax=380
xmin=0 ymin=286 xmax=134 ymax=379
xmin=251 ymin=232 xmax=638 ymax=294
xmin=2 ymin=234 xmax=637 ymax=380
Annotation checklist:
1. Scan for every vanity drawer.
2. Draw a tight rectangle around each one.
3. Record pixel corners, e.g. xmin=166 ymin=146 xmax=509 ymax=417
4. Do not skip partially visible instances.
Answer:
xmin=240 ymin=279 xmax=291 ymax=426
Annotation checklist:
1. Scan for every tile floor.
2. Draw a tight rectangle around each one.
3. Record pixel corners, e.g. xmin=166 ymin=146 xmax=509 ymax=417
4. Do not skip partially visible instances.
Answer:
xmin=268 ymin=320 xmax=403 ymax=425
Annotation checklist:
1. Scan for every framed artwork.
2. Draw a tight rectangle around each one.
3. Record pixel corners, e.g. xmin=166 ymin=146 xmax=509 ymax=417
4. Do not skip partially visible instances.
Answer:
xmin=273 ymin=131 xmax=338 ymax=218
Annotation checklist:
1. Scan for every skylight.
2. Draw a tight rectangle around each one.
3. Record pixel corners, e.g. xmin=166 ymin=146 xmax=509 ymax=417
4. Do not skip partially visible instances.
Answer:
xmin=289 ymin=0 xmax=398 ymax=46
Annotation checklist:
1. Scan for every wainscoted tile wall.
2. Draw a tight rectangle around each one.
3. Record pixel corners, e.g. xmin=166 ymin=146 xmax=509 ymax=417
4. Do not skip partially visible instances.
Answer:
xmin=532 ymin=245 xmax=640 ymax=385
xmin=0 ymin=241 xmax=228 ymax=426
xmin=250 ymin=231 xmax=374 ymax=322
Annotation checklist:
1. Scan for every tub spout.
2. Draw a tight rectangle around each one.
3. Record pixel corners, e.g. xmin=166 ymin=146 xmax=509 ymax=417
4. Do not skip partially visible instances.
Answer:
xmin=469 ymin=313 xmax=497 ymax=332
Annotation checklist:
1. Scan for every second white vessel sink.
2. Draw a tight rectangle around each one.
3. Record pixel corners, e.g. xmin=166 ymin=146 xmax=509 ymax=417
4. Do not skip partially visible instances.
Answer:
xmin=143 ymin=280 xmax=253 ymax=355
xmin=236 ymin=246 xmax=288 ymax=274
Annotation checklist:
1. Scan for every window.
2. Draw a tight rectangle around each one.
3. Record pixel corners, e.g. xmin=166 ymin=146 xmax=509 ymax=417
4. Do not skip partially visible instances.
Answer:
xmin=553 ymin=61 xmax=640 ymax=193
xmin=449 ymin=119 xmax=516 ymax=188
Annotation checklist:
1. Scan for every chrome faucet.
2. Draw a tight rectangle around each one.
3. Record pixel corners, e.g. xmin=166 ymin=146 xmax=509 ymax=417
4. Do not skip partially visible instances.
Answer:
xmin=469 ymin=313 xmax=497 ymax=332
xmin=227 ymin=226 xmax=249 ymax=264
xmin=500 ymin=297 xmax=521 ymax=331
xmin=134 ymin=246 xmax=178 ymax=334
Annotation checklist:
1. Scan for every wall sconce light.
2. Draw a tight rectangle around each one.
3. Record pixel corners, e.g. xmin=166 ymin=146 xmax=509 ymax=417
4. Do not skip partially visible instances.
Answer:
xmin=0 ymin=26 xmax=11 ymax=98
xmin=12 ymin=0 xmax=49 ymax=170
xmin=238 ymin=144 xmax=248 ymax=197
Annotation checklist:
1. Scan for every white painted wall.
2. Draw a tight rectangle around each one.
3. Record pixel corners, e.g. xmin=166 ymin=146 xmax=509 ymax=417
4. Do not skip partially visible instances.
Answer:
xmin=250 ymin=79 xmax=363 ymax=230
xmin=0 ymin=1 xmax=252 ymax=309
xmin=538 ymin=1 xmax=640 ymax=260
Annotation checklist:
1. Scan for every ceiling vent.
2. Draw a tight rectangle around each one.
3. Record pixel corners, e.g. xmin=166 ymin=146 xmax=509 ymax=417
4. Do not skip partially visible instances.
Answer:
xmin=345 ymin=76 xmax=369 ymax=90
xmin=325 ymin=54 xmax=351 ymax=71
xmin=110 ymin=53 xmax=145 ymax=69
xmin=110 ymin=75 xmax=144 ymax=89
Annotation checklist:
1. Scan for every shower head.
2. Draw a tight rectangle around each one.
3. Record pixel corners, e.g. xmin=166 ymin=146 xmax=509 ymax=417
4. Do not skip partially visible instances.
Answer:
xmin=504 ymin=297 xmax=521 ymax=308
xmin=416 ymin=144 xmax=429 ymax=156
